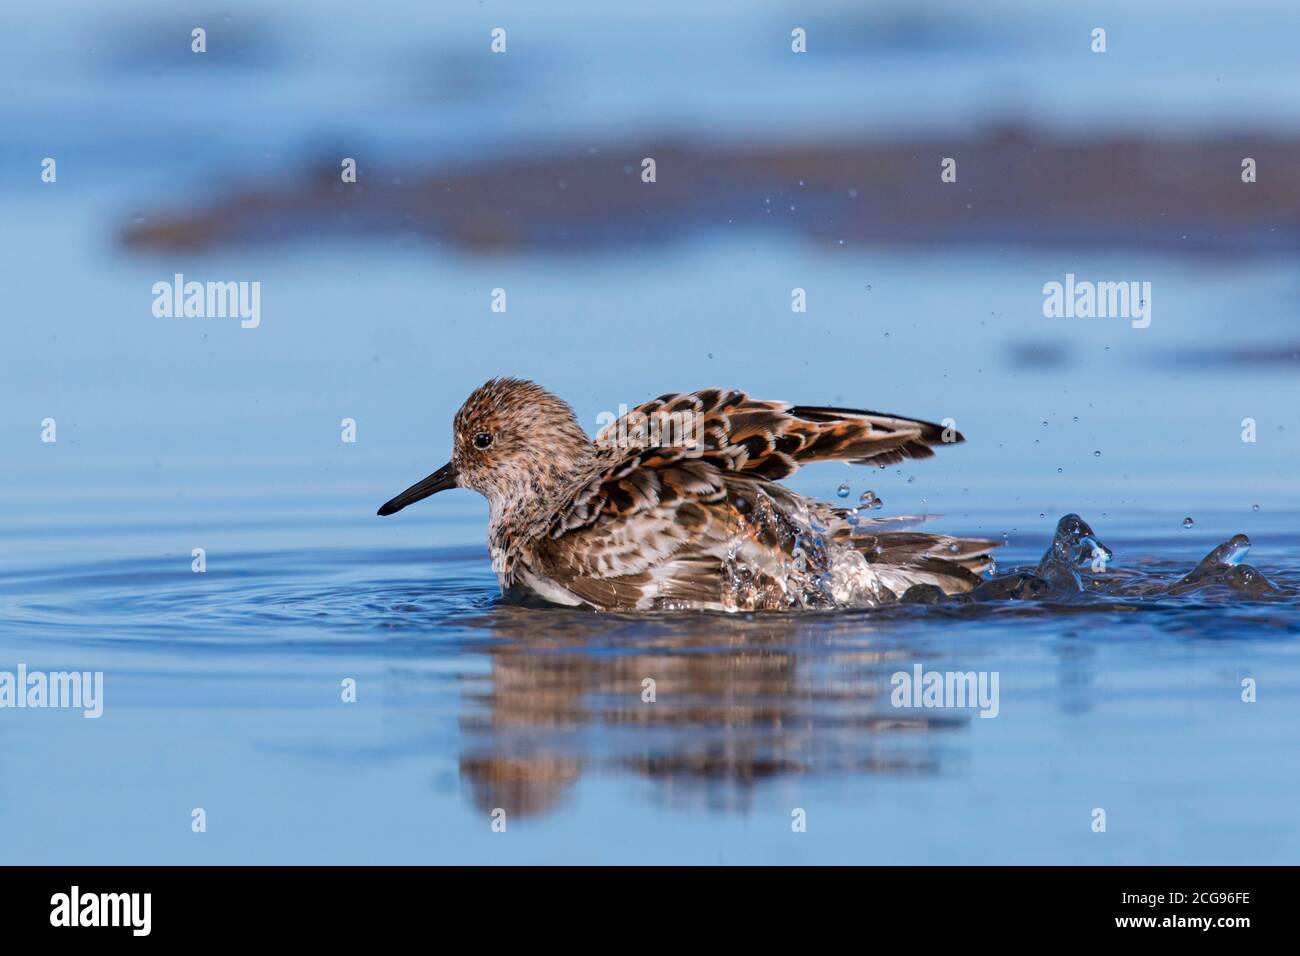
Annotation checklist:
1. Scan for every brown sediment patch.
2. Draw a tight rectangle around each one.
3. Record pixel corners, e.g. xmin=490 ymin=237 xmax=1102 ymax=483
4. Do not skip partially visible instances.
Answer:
xmin=1167 ymin=343 xmax=1300 ymax=368
xmin=121 ymin=125 xmax=1300 ymax=256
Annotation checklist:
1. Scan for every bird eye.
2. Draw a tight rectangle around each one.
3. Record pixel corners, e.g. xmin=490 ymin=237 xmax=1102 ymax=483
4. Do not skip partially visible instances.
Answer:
xmin=473 ymin=432 xmax=494 ymax=449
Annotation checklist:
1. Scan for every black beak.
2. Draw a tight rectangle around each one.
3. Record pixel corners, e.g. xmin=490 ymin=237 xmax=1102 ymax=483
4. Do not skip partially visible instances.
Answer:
xmin=377 ymin=462 xmax=458 ymax=516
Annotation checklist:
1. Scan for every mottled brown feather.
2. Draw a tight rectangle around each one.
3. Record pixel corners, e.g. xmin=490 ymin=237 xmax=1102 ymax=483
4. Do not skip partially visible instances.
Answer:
xmin=404 ymin=380 xmax=991 ymax=611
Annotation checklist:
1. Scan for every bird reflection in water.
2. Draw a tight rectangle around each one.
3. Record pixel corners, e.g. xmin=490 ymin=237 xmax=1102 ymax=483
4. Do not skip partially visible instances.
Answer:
xmin=457 ymin=606 xmax=972 ymax=817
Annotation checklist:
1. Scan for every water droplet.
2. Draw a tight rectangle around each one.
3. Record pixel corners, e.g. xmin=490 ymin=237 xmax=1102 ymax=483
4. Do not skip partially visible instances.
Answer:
xmin=1093 ymin=450 xmax=1101 ymax=457
xmin=1252 ymin=504 xmax=1260 ymax=512
xmin=1182 ymin=516 xmax=1194 ymax=529
xmin=836 ymin=483 xmax=850 ymax=498
xmin=859 ymin=490 xmax=876 ymax=503
xmin=1041 ymin=420 xmax=1048 ymax=427
xmin=1073 ymin=416 xmax=1079 ymax=423
xmin=1057 ymin=467 xmax=1063 ymax=474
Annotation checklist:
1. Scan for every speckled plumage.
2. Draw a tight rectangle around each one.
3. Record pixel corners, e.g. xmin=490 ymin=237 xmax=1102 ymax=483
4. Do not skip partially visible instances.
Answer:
xmin=378 ymin=378 xmax=998 ymax=611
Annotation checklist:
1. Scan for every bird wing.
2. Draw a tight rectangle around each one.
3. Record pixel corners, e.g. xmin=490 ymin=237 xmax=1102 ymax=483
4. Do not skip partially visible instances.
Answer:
xmin=532 ymin=391 xmax=974 ymax=609
xmin=593 ymin=388 xmax=960 ymax=481
xmin=535 ymin=450 xmax=738 ymax=610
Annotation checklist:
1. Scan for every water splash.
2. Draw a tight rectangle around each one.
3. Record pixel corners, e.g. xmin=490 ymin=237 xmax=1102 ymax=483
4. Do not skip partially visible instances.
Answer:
xmin=719 ymin=496 xmax=1280 ymax=612
xmin=1167 ymin=534 xmax=1279 ymax=596
xmin=972 ymin=517 xmax=1283 ymax=604
xmin=1034 ymin=513 xmax=1113 ymax=591
xmin=721 ymin=490 xmax=893 ymax=610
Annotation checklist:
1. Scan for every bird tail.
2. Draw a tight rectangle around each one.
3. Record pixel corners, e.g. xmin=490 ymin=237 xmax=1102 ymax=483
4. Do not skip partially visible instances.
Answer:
xmin=845 ymin=530 xmax=999 ymax=595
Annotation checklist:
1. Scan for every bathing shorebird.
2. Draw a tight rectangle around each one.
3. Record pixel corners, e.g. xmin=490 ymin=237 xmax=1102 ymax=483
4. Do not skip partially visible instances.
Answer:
xmin=377 ymin=378 xmax=996 ymax=611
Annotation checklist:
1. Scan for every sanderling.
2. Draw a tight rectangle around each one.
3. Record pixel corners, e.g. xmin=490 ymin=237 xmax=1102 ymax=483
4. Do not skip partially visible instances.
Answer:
xmin=377 ymin=378 xmax=997 ymax=611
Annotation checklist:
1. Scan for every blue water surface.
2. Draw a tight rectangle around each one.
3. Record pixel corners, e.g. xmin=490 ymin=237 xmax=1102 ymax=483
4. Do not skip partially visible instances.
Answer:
xmin=1 ymin=0 xmax=1299 ymax=864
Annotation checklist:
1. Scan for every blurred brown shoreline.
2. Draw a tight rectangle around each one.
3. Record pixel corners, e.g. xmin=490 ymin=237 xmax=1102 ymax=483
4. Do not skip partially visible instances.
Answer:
xmin=122 ymin=124 xmax=1300 ymax=256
